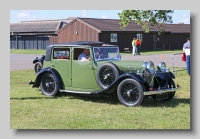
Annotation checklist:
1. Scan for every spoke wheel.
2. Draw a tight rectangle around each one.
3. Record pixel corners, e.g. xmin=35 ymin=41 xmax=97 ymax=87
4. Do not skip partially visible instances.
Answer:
xmin=151 ymin=79 xmax=176 ymax=101
xmin=40 ymin=73 xmax=59 ymax=96
xmin=162 ymin=79 xmax=176 ymax=101
xmin=34 ymin=62 xmax=42 ymax=74
xmin=96 ymin=63 xmax=119 ymax=89
xmin=117 ymin=78 xmax=144 ymax=107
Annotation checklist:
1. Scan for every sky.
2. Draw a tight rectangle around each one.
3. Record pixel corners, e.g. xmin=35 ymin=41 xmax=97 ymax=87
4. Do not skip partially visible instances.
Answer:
xmin=10 ymin=10 xmax=190 ymax=24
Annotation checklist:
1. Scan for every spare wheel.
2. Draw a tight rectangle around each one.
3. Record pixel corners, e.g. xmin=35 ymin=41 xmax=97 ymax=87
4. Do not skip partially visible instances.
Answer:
xmin=96 ymin=63 xmax=119 ymax=89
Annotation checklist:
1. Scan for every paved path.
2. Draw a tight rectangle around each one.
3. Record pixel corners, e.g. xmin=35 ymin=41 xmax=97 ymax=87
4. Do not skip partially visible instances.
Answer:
xmin=121 ymin=53 xmax=185 ymax=68
xmin=10 ymin=54 xmax=42 ymax=71
xmin=10 ymin=53 xmax=185 ymax=71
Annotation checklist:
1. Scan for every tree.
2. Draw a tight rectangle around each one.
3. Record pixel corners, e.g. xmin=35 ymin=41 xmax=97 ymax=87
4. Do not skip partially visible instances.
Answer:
xmin=118 ymin=10 xmax=174 ymax=35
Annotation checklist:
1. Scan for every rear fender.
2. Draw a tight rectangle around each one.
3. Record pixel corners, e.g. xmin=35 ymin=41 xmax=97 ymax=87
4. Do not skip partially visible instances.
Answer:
xmin=32 ymin=67 xmax=63 ymax=88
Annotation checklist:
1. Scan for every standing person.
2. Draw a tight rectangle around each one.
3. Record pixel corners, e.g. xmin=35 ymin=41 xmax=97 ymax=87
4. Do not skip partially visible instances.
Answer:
xmin=136 ymin=38 xmax=142 ymax=55
xmin=183 ymin=37 xmax=190 ymax=76
xmin=132 ymin=38 xmax=136 ymax=55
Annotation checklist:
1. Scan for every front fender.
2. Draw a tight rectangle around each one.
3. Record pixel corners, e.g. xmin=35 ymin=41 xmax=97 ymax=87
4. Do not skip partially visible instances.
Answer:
xmin=93 ymin=73 xmax=147 ymax=94
xmin=155 ymin=71 xmax=175 ymax=80
xmin=32 ymin=67 xmax=63 ymax=88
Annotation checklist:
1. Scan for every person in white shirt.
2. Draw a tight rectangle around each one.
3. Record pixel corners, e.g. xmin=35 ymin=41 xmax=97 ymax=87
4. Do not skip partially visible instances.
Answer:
xmin=183 ymin=37 xmax=190 ymax=76
xmin=78 ymin=49 xmax=91 ymax=61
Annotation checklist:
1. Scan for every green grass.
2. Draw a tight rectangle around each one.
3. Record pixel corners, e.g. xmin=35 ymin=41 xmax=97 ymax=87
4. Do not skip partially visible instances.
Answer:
xmin=10 ymin=49 xmax=46 ymax=54
xmin=10 ymin=69 xmax=190 ymax=129
xmin=10 ymin=49 xmax=182 ymax=55
xmin=121 ymin=50 xmax=183 ymax=55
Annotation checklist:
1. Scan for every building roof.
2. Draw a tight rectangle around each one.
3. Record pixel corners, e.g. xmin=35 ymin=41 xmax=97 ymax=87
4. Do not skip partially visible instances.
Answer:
xmin=57 ymin=17 xmax=190 ymax=33
xmin=10 ymin=17 xmax=190 ymax=34
xmin=79 ymin=18 xmax=190 ymax=33
xmin=10 ymin=19 xmax=74 ymax=33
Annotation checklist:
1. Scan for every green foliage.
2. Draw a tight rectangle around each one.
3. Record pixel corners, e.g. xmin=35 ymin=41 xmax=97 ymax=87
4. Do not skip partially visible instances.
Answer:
xmin=118 ymin=10 xmax=174 ymax=35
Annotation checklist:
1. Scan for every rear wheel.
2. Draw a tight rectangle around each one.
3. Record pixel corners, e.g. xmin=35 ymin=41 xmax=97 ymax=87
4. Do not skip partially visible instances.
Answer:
xmin=34 ymin=62 xmax=42 ymax=74
xmin=117 ymin=78 xmax=144 ymax=107
xmin=40 ymin=73 xmax=59 ymax=96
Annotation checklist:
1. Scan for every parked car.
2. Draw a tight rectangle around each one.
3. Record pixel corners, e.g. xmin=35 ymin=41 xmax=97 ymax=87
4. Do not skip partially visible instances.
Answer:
xmin=28 ymin=41 xmax=180 ymax=107
xmin=33 ymin=55 xmax=45 ymax=74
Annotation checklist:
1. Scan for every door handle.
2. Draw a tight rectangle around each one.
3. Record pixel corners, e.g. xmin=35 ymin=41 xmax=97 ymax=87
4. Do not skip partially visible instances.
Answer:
xmin=89 ymin=66 xmax=94 ymax=70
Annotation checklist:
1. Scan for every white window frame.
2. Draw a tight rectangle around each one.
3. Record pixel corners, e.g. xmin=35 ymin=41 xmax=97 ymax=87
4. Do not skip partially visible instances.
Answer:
xmin=110 ymin=33 xmax=117 ymax=42
xmin=136 ymin=33 xmax=143 ymax=41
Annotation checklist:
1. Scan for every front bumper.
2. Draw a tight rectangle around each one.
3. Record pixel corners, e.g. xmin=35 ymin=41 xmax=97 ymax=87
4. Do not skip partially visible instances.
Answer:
xmin=144 ymin=87 xmax=181 ymax=95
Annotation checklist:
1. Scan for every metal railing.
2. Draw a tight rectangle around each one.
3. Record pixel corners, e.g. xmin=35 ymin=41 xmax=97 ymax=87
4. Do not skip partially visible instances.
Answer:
xmin=172 ymin=53 xmax=186 ymax=73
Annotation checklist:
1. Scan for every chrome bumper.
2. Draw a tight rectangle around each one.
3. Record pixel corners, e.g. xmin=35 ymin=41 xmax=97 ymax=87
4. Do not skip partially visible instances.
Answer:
xmin=144 ymin=87 xmax=181 ymax=95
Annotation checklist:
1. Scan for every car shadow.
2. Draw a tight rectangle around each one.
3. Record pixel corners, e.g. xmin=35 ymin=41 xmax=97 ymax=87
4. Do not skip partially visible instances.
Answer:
xmin=10 ymin=92 xmax=190 ymax=108
xmin=58 ymin=92 xmax=190 ymax=107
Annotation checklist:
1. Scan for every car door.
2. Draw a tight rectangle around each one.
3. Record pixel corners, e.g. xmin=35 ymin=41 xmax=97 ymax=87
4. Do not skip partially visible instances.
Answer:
xmin=71 ymin=47 xmax=98 ymax=90
xmin=51 ymin=47 xmax=72 ymax=88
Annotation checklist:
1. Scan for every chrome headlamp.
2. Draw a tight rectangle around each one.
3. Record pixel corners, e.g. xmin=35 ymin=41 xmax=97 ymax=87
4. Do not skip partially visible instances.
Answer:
xmin=142 ymin=61 xmax=155 ymax=74
xmin=157 ymin=62 xmax=168 ymax=72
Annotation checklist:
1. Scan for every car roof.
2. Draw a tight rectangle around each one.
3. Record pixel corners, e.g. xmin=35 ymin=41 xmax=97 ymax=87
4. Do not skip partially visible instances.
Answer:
xmin=47 ymin=41 xmax=117 ymax=48
xmin=45 ymin=41 xmax=118 ymax=61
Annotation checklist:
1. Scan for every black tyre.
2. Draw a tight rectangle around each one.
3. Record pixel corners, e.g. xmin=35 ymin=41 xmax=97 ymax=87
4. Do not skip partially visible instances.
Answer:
xmin=40 ymin=73 xmax=59 ymax=96
xmin=162 ymin=79 xmax=176 ymax=101
xmin=117 ymin=78 xmax=144 ymax=107
xmin=151 ymin=79 xmax=176 ymax=101
xmin=34 ymin=62 xmax=42 ymax=74
xmin=96 ymin=63 xmax=119 ymax=89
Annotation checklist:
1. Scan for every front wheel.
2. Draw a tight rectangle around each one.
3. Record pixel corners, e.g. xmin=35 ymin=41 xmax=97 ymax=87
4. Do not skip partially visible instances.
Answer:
xmin=40 ymin=73 xmax=59 ymax=96
xmin=162 ymin=79 xmax=176 ymax=101
xmin=117 ymin=78 xmax=144 ymax=107
xmin=151 ymin=79 xmax=176 ymax=101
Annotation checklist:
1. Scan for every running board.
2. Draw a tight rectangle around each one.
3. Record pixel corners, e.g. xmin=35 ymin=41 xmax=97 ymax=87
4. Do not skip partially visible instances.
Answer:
xmin=59 ymin=89 xmax=92 ymax=94
xmin=144 ymin=87 xmax=180 ymax=96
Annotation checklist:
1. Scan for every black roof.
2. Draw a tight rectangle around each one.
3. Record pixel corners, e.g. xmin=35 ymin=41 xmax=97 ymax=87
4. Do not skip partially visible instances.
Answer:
xmin=45 ymin=41 xmax=113 ymax=61
xmin=10 ymin=19 xmax=73 ymax=33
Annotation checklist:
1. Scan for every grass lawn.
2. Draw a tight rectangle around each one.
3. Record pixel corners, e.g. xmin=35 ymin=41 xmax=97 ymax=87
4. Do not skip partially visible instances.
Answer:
xmin=10 ymin=69 xmax=190 ymax=129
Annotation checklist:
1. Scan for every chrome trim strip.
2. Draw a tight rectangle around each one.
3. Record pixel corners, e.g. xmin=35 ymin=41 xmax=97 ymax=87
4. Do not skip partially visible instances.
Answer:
xmin=59 ymin=89 xmax=92 ymax=94
xmin=144 ymin=87 xmax=181 ymax=95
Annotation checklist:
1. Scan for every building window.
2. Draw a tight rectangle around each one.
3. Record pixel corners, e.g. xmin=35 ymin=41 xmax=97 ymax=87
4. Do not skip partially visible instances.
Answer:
xmin=136 ymin=34 xmax=143 ymax=41
xmin=111 ymin=33 xmax=117 ymax=42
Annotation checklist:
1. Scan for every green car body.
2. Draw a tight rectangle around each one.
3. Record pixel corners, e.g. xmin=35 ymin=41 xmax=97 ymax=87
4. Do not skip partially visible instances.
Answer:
xmin=29 ymin=41 xmax=180 ymax=107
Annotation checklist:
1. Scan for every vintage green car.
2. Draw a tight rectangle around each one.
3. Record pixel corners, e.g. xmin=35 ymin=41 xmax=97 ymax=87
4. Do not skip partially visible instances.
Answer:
xmin=29 ymin=41 xmax=180 ymax=107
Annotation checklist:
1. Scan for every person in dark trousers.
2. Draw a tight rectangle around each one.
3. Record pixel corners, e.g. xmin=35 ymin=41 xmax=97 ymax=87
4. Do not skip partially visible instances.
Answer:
xmin=135 ymin=38 xmax=142 ymax=55
xmin=183 ymin=37 xmax=190 ymax=76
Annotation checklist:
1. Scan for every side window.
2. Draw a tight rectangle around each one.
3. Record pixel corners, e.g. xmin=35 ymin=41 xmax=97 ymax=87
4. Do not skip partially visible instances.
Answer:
xmin=111 ymin=33 xmax=117 ymax=42
xmin=73 ymin=48 xmax=86 ymax=60
xmin=53 ymin=48 xmax=70 ymax=59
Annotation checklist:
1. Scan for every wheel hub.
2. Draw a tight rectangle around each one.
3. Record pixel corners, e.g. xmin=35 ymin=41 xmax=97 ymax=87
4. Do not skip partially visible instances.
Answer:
xmin=127 ymin=89 xmax=134 ymax=97
xmin=104 ymin=74 xmax=110 ymax=79
xmin=45 ymin=82 xmax=49 ymax=87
